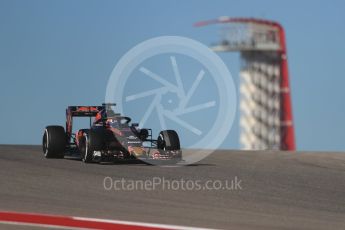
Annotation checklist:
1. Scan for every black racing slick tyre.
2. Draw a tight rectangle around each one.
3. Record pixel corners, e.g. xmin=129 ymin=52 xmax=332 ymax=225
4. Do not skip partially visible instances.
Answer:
xmin=157 ymin=130 xmax=180 ymax=151
xmin=80 ymin=130 xmax=103 ymax=163
xmin=80 ymin=135 xmax=93 ymax=163
xmin=42 ymin=126 xmax=66 ymax=158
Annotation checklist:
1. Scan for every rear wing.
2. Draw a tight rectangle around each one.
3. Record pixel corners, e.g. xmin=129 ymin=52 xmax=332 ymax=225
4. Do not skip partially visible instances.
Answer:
xmin=67 ymin=106 xmax=104 ymax=117
xmin=66 ymin=106 xmax=104 ymax=142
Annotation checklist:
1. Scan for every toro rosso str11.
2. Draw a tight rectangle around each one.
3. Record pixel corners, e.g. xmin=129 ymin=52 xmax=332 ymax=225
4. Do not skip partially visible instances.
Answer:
xmin=42 ymin=104 xmax=182 ymax=163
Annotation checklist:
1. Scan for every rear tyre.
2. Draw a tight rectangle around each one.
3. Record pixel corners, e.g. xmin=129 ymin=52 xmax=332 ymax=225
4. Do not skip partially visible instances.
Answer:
xmin=42 ymin=126 xmax=66 ymax=158
xmin=157 ymin=130 xmax=180 ymax=151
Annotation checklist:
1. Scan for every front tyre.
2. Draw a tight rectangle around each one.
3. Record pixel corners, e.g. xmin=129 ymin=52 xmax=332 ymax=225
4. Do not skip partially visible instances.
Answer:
xmin=80 ymin=134 xmax=93 ymax=163
xmin=157 ymin=130 xmax=180 ymax=151
xmin=80 ymin=130 xmax=103 ymax=163
xmin=42 ymin=126 xmax=66 ymax=158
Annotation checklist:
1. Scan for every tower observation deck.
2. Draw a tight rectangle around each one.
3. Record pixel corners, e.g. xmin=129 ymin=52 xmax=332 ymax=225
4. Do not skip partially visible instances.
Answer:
xmin=195 ymin=17 xmax=295 ymax=150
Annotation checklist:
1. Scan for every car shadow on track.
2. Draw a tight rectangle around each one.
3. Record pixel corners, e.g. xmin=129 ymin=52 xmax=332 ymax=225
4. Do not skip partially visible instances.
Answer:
xmin=63 ymin=156 xmax=214 ymax=167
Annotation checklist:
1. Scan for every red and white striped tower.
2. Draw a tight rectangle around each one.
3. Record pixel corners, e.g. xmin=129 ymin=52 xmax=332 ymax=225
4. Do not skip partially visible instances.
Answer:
xmin=195 ymin=17 xmax=295 ymax=150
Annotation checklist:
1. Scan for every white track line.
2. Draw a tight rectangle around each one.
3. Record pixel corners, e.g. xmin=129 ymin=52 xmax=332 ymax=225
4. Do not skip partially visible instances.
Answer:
xmin=73 ymin=216 xmax=216 ymax=230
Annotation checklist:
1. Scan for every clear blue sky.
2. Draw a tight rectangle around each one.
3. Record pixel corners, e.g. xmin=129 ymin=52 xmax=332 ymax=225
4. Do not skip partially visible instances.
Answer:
xmin=1 ymin=0 xmax=344 ymax=151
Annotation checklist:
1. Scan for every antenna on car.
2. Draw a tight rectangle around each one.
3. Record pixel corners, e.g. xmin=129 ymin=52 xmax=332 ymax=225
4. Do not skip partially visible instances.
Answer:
xmin=102 ymin=103 xmax=117 ymax=118
xmin=102 ymin=103 xmax=117 ymax=106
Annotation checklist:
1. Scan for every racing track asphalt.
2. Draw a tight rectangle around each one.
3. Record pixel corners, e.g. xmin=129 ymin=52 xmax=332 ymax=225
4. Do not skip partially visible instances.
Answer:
xmin=0 ymin=145 xmax=344 ymax=230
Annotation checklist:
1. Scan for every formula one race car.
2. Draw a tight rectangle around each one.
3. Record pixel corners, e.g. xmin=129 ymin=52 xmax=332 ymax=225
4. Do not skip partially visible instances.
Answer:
xmin=42 ymin=103 xmax=182 ymax=163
